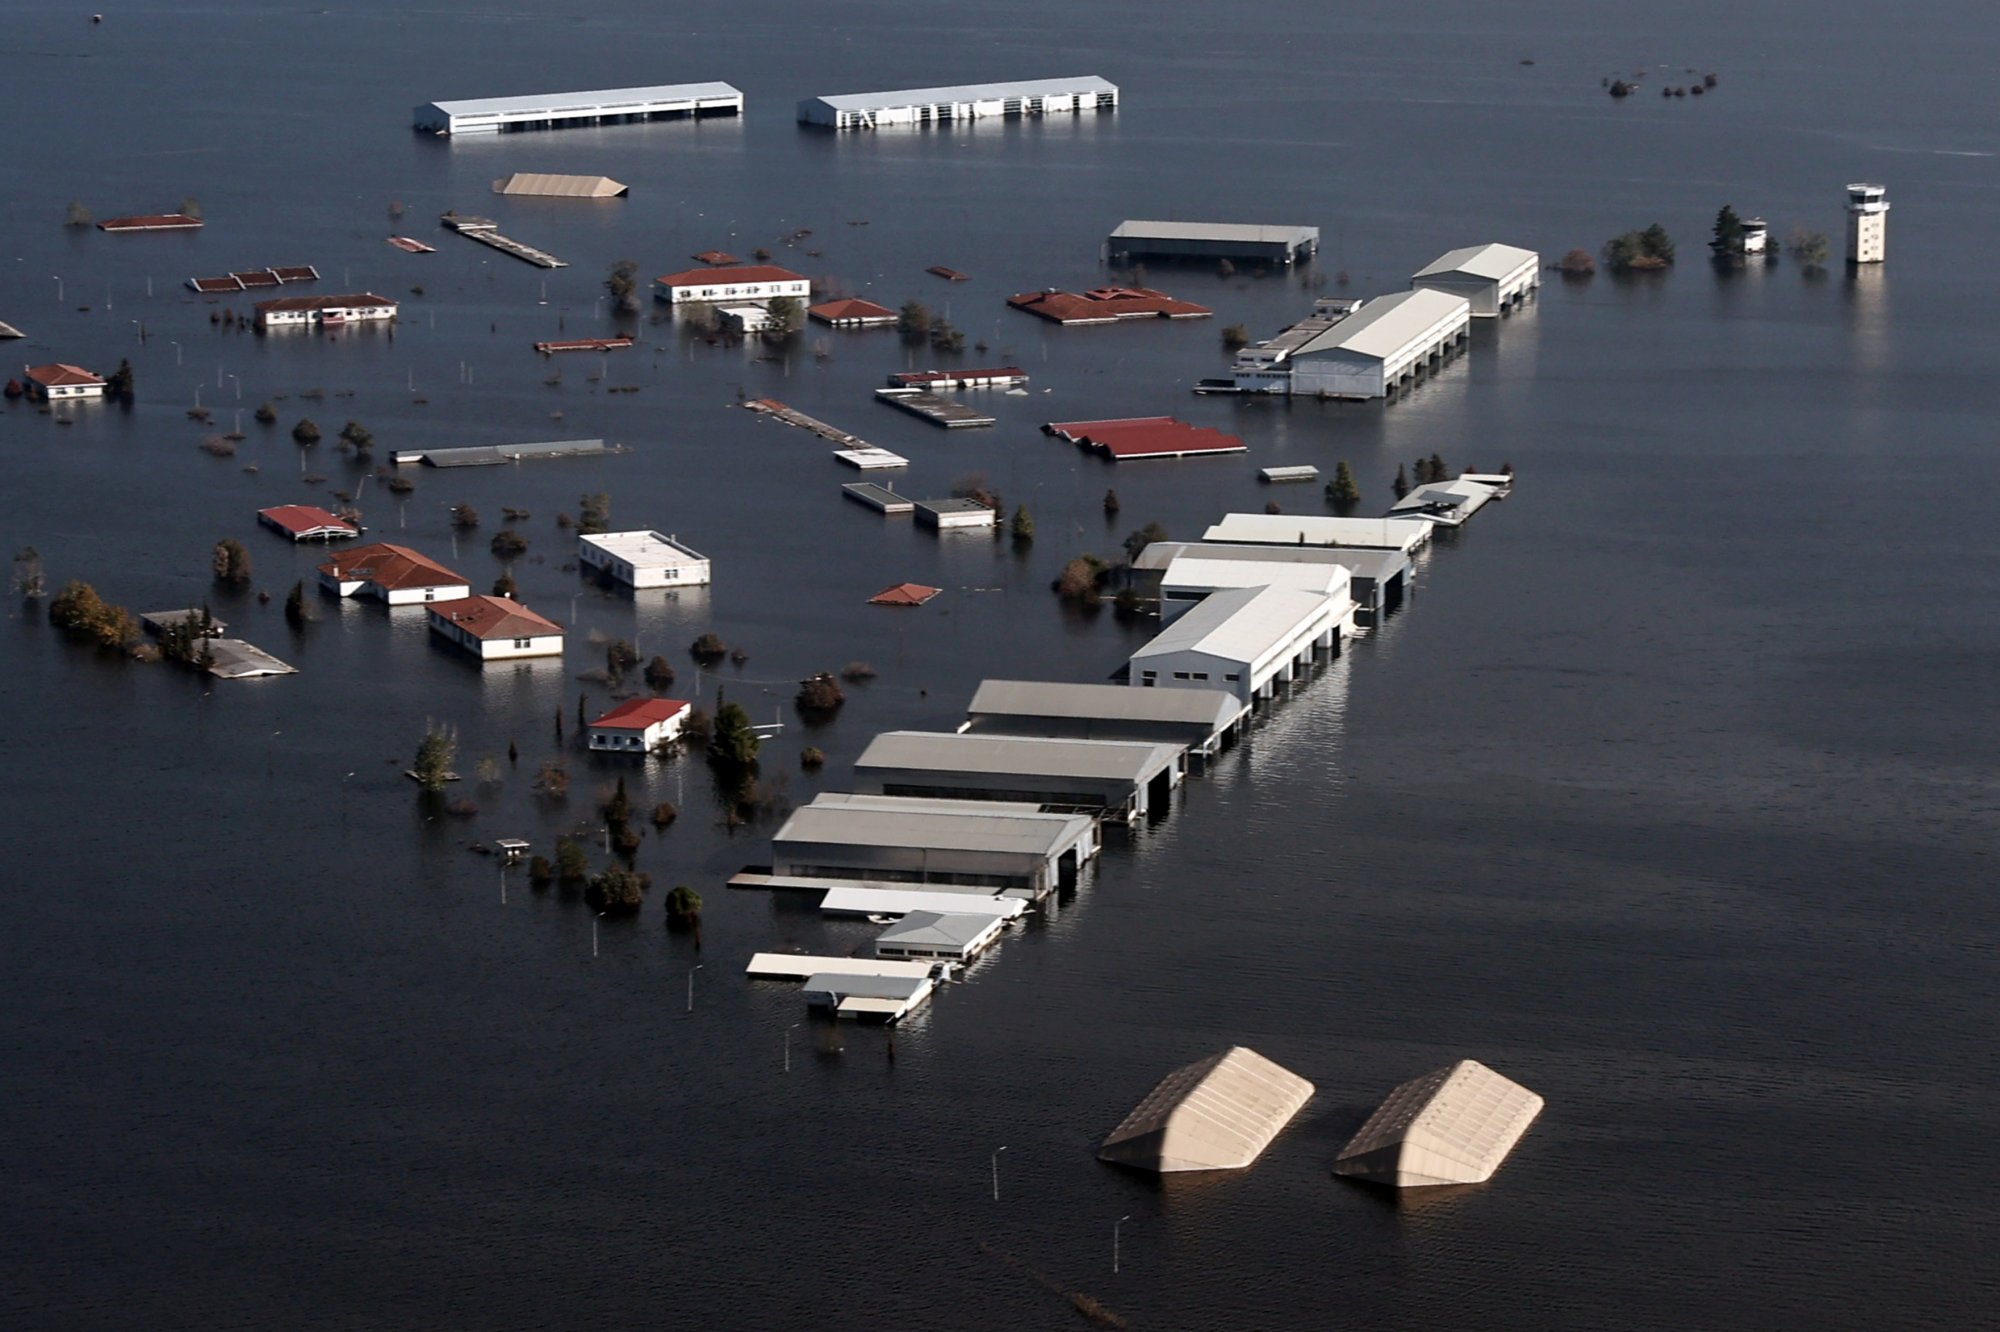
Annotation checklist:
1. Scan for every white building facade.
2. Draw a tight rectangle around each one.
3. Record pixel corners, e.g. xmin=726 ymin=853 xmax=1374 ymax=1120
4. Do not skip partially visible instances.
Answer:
xmin=1287 ymin=289 xmax=1471 ymax=399
xmin=1128 ymin=584 xmax=1350 ymax=707
xmin=578 ymin=531 xmax=711 ymax=588
xmin=1410 ymin=243 xmax=1540 ymax=317
xmin=1847 ymin=182 xmax=1889 ymax=263
xmin=798 ymin=76 xmax=1117 ymax=130
xmin=652 ymin=266 xmax=810 ymax=306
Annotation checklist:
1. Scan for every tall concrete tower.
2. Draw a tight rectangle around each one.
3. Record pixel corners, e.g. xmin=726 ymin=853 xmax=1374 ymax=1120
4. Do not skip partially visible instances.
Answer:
xmin=1846 ymin=182 xmax=1889 ymax=264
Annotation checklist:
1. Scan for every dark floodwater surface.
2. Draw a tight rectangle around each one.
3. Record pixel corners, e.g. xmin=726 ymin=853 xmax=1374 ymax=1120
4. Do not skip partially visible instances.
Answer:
xmin=3 ymin=3 xmax=1997 ymax=1328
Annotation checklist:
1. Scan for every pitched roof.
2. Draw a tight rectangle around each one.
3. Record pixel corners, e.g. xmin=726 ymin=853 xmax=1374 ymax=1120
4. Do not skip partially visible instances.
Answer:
xmin=693 ymin=250 xmax=740 ymax=266
xmin=654 ymin=264 xmax=806 ymax=288
xmin=257 ymin=504 xmax=357 ymax=537
xmin=24 ymin=363 xmax=103 ymax=387
xmin=590 ymin=697 xmax=691 ymax=729
xmin=967 ymin=679 xmax=1244 ymax=732
xmin=318 ymin=542 xmax=465 ymax=591
xmin=1292 ymin=288 xmax=1468 ymax=360
xmin=1099 ymin=1047 xmax=1315 ymax=1172
xmin=1412 ymin=242 xmax=1539 ymax=282
xmin=1007 ymin=286 xmax=1211 ymax=324
xmin=869 ymin=582 xmax=941 ymax=606
xmin=1332 ymin=1059 xmax=1543 ymax=1188
xmin=97 ymin=214 xmax=202 ymax=231
xmin=874 ymin=911 xmax=999 ymax=950
xmin=810 ymin=298 xmax=897 ymax=322
xmin=492 ymin=172 xmax=628 ymax=197
xmin=1129 ymin=585 xmax=1336 ymax=667
xmin=1044 ymin=416 xmax=1243 ymax=460
xmin=252 ymin=292 xmax=397 ymax=314
xmin=426 ymin=595 xmax=563 ymax=640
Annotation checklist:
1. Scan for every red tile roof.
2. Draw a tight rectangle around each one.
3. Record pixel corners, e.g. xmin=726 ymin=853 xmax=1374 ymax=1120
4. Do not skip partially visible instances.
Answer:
xmin=1044 ymin=417 xmax=1245 ymax=461
xmin=98 ymin=214 xmax=203 ymax=231
xmin=655 ymin=265 xmax=807 ymax=289
xmin=1007 ymin=285 xmax=1212 ymax=324
xmin=869 ymin=582 xmax=942 ymax=607
xmin=426 ymin=595 xmax=563 ymax=640
xmin=590 ymin=697 xmax=692 ymax=729
xmin=24 ymin=363 xmax=104 ymax=387
xmin=809 ymin=298 xmax=897 ymax=323
xmin=318 ymin=542 xmax=465 ymax=591
xmin=258 ymin=504 xmax=357 ymax=538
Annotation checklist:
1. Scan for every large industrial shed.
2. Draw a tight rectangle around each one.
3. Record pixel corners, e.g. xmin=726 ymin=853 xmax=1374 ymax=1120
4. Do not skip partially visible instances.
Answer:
xmin=1099 ymin=1047 xmax=1315 ymax=1173
xmin=414 ymin=82 xmax=744 ymax=135
xmin=851 ymin=731 xmax=1183 ymax=821
xmin=1333 ymin=1059 xmax=1543 ymax=1188
xmin=1410 ymin=242 xmax=1540 ymax=316
xmin=962 ymin=680 xmax=1246 ymax=758
xmin=1286 ymin=288 xmax=1470 ymax=399
xmin=1105 ymin=221 xmax=1318 ymax=267
xmin=798 ymin=76 xmax=1117 ymax=130
xmin=1128 ymin=584 xmax=1349 ymax=707
xmin=1135 ymin=540 xmax=1410 ymax=626
xmin=1202 ymin=512 xmax=1433 ymax=557
xmin=770 ymin=794 xmax=1098 ymax=898
xmin=1154 ymin=552 xmax=1352 ymax=624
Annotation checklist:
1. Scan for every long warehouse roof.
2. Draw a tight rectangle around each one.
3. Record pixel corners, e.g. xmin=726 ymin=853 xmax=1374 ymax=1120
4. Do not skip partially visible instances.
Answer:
xmin=809 ymin=75 xmax=1115 ymax=111
xmin=1201 ymin=513 xmax=1431 ymax=552
xmin=856 ymin=731 xmax=1183 ymax=783
xmin=776 ymin=796 xmax=1092 ymax=856
xmin=1110 ymin=220 xmax=1317 ymax=245
xmin=1136 ymin=540 xmax=1407 ymax=583
xmin=1293 ymin=288 xmax=1468 ymax=361
xmin=1130 ymin=585 xmax=1335 ymax=666
xmin=427 ymin=82 xmax=742 ymax=117
xmin=1413 ymin=242 xmax=1539 ymax=281
xmin=968 ymin=679 xmax=1244 ymax=731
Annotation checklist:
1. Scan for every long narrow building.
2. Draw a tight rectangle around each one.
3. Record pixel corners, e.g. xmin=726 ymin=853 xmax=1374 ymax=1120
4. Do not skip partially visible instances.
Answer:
xmin=851 ymin=731 xmax=1184 ymax=821
xmin=798 ymin=76 xmax=1117 ymax=130
xmin=415 ymin=82 xmax=744 ymax=135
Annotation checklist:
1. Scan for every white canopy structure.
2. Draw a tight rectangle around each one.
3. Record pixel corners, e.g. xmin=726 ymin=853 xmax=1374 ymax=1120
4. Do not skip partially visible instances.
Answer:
xmin=1098 ymin=1047 xmax=1314 ymax=1173
xmin=1332 ymin=1059 xmax=1543 ymax=1187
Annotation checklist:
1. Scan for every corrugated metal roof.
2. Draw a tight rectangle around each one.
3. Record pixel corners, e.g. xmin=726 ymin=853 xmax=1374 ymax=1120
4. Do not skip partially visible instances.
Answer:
xmin=1141 ymin=541 xmax=1410 ymax=585
xmin=856 ymin=731 xmax=1182 ymax=783
xmin=492 ymin=173 xmax=628 ymax=198
xmin=1161 ymin=555 xmax=1350 ymax=599
xmin=776 ymin=797 xmax=1093 ymax=857
xmin=819 ymin=887 xmax=1028 ymax=919
xmin=1412 ymin=242 xmax=1539 ymax=282
xmin=1129 ymin=585 xmax=1336 ymax=668
xmin=967 ymin=679 xmax=1243 ymax=730
xmin=1099 ymin=1047 xmax=1315 ymax=1172
xmin=874 ymin=911 xmax=1001 ymax=950
xmin=426 ymin=83 xmax=743 ymax=117
xmin=1333 ymin=1059 xmax=1543 ymax=1188
xmin=808 ymin=75 xmax=1115 ymax=112
xmin=1201 ymin=513 xmax=1431 ymax=553
xmin=1110 ymin=221 xmax=1317 ymax=246
xmin=1292 ymin=288 xmax=1469 ymax=361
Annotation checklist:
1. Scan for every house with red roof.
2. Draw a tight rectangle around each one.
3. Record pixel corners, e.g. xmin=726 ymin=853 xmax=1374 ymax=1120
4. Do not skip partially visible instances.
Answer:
xmin=869 ymin=582 xmax=942 ymax=607
xmin=22 ymin=363 xmax=105 ymax=401
xmin=258 ymin=504 xmax=358 ymax=542
xmin=1006 ymin=286 xmax=1211 ymax=325
xmin=317 ymin=542 xmax=469 ymax=605
xmin=653 ymin=264 xmax=810 ymax=306
xmin=426 ymin=595 xmax=565 ymax=661
xmin=809 ymin=298 xmax=898 ymax=328
xmin=587 ymin=697 xmax=693 ymax=752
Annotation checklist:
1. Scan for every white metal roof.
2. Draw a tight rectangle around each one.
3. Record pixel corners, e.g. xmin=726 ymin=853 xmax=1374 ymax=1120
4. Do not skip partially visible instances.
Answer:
xmin=426 ymin=83 xmax=743 ymax=118
xmin=1129 ymin=585 xmax=1336 ymax=669
xmin=1110 ymin=221 xmax=1318 ymax=245
xmin=1333 ymin=1059 xmax=1543 ymax=1188
xmin=777 ymin=798 xmax=1093 ymax=857
xmin=1161 ymin=554 xmax=1351 ymax=600
xmin=1412 ymin=242 xmax=1539 ymax=282
xmin=1385 ymin=476 xmax=1502 ymax=525
xmin=808 ymin=75 xmax=1116 ymax=111
xmin=801 ymin=973 xmax=929 ymax=1000
xmin=579 ymin=530 xmax=706 ymax=567
xmin=744 ymin=953 xmax=935 ymax=981
xmin=819 ymin=887 xmax=1027 ymax=919
xmin=967 ymin=679 xmax=1244 ymax=732
xmin=1099 ymin=1047 xmax=1315 ymax=1172
xmin=1202 ymin=513 xmax=1431 ymax=554
xmin=1137 ymin=541 xmax=1408 ymax=584
xmin=856 ymin=731 xmax=1183 ymax=784
xmin=874 ymin=911 xmax=1001 ymax=950
xmin=1292 ymin=288 xmax=1469 ymax=361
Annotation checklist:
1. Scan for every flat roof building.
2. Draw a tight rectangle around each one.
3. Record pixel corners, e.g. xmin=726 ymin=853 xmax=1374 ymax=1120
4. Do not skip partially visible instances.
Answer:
xmin=492 ymin=173 xmax=628 ymax=198
xmin=1385 ymin=475 xmax=1504 ymax=528
xmin=1129 ymin=584 xmax=1349 ymax=706
xmin=1285 ymin=288 xmax=1471 ymax=399
xmin=964 ymin=679 xmax=1246 ymax=755
xmin=914 ymin=498 xmax=996 ymax=530
xmin=1333 ymin=1060 xmax=1544 ymax=1188
xmin=852 ymin=730 xmax=1184 ymax=821
xmin=1044 ymin=416 xmax=1244 ymax=461
xmin=415 ymin=82 xmax=743 ymax=135
xmin=874 ymin=911 xmax=1003 ymax=964
xmin=800 ymin=972 xmax=933 ymax=1022
xmin=1202 ymin=512 xmax=1432 ymax=556
xmin=818 ymin=886 xmax=1029 ymax=921
xmin=799 ymin=76 xmax=1117 ymax=131
xmin=1106 ymin=220 xmax=1318 ymax=267
xmin=1410 ymin=242 xmax=1540 ymax=317
xmin=772 ymin=793 xmax=1098 ymax=898
xmin=1099 ymin=1047 xmax=1315 ymax=1173
xmin=578 ymin=530 xmax=711 ymax=589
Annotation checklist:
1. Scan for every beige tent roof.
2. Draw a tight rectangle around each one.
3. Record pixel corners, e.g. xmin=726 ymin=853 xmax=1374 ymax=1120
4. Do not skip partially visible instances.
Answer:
xmin=1098 ymin=1047 xmax=1314 ymax=1173
xmin=1332 ymin=1059 xmax=1543 ymax=1188
xmin=491 ymin=173 xmax=628 ymax=198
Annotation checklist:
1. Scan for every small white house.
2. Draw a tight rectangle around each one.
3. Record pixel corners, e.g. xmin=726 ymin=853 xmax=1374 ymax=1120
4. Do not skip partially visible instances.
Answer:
xmin=425 ymin=595 xmax=564 ymax=660
xmin=588 ymin=697 xmax=692 ymax=752
xmin=652 ymin=265 xmax=810 ymax=306
xmin=22 ymin=363 xmax=105 ymax=400
xmin=578 ymin=531 xmax=711 ymax=589
xmin=874 ymin=910 xmax=1003 ymax=964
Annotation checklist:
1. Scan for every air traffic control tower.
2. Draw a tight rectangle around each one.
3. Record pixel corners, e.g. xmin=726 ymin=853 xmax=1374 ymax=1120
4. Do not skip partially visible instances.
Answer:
xmin=1846 ymin=182 xmax=1889 ymax=264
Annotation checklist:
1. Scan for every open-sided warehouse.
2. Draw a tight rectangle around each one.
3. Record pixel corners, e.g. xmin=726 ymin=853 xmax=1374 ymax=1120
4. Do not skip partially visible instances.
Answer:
xmin=798 ymin=76 xmax=1117 ymax=130
xmin=1105 ymin=221 xmax=1318 ymax=267
xmin=1286 ymin=288 xmax=1470 ymax=399
xmin=1135 ymin=540 xmax=1410 ymax=625
xmin=963 ymin=679 xmax=1246 ymax=758
xmin=852 ymin=731 xmax=1184 ymax=821
xmin=1129 ymin=584 xmax=1349 ymax=707
xmin=1410 ymin=242 xmax=1540 ymax=317
xmin=415 ymin=82 xmax=743 ymax=134
xmin=771 ymin=794 xmax=1097 ymax=898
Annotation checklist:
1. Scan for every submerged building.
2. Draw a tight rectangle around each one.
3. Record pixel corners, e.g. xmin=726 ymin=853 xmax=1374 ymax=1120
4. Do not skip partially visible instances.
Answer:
xmin=1409 ymin=242 xmax=1540 ymax=316
xmin=1105 ymin=221 xmax=1318 ymax=267
xmin=1219 ymin=288 xmax=1468 ymax=398
xmin=1332 ymin=1059 xmax=1544 ymax=1188
xmin=771 ymin=793 xmax=1098 ymax=898
xmin=798 ymin=76 xmax=1117 ymax=130
xmin=1128 ymin=584 xmax=1351 ymax=706
xmin=851 ymin=730 xmax=1184 ymax=821
xmin=415 ymin=83 xmax=744 ymax=135
xmin=1846 ymin=182 xmax=1889 ymax=264
xmin=1098 ymin=1047 xmax=1315 ymax=1173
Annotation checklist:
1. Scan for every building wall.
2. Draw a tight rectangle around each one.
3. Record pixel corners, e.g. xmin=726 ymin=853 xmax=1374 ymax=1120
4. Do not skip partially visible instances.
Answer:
xmin=589 ymin=715 xmax=681 ymax=751
xmin=28 ymin=381 xmax=104 ymax=400
xmin=1290 ymin=350 xmax=1386 ymax=399
xmin=384 ymin=582 xmax=469 ymax=606
xmin=1849 ymin=212 xmax=1886 ymax=263
xmin=804 ymin=87 xmax=1116 ymax=130
xmin=655 ymin=278 xmax=810 ymax=305
xmin=579 ymin=541 xmax=712 ymax=588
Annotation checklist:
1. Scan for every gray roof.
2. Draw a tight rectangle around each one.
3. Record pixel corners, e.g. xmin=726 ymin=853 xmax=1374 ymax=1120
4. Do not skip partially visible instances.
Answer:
xmin=1110 ymin=221 xmax=1317 ymax=246
xmin=806 ymin=75 xmax=1115 ymax=112
xmin=856 ymin=731 xmax=1183 ymax=783
xmin=424 ymin=83 xmax=742 ymax=118
xmin=968 ymin=679 xmax=1244 ymax=731
xmin=776 ymin=796 xmax=1093 ymax=857
xmin=874 ymin=911 xmax=998 ymax=950
xmin=800 ymin=973 xmax=928 ymax=1000
xmin=1411 ymin=242 xmax=1539 ymax=282
xmin=1292 ymin=288 xmax=1469 ymax=361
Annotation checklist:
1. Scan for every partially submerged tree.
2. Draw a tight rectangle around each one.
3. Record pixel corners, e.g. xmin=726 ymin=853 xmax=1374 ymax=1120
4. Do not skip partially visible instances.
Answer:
xmin=1010 ymin=505 xmax=1035 ymax=547
xmin=553 ymin=835 xmax=589 ymax=885
xmin=605 ymin=258 xmax=641 ymax=314
xmin=708 ymin=697 xmax=761 ymax=769
xmin=284 ymin=579 xmax=307 ymax=628
xmin=63 ymin=200 xmax=92 ymax=228
xmin=1122 ymin=522 xmax=1169 ymax=564
xmin=490 ymin=529 xmax=528 ymax=559
xmin=11 ymin=547 xmax=46 ymax=599
xmin=577 ymin=492 xmax=611 ymax=535
xmin=1603 ymin=224 xmax=1675 ymax=272
xmin=644 ymin=655 xmax=676 ymax=690
xmin=1326 ymin=460 xmax=1361 ymax=510
xmin=48 ymin=581 xmax=137 ymax=650
xmin=1788 ymin=227 xmax=1831 ymax=269
xmin=104 ymin=359 xmax=135 ymax=403
xmin=587 ymin=865 xmax=649 ymax=915
xmin=449 ymin=504 xmax=480 ymax=530
xmin=412 ymin=723 xmax=457 ymax=791
xmin=689 ymin=632 xmax=728 ymax=664
xmin=338 ymin=420 xmax=374 ymax=454
xmin=795 ymin=672 xmax=845 ymax=716
xmin=292 ymin=419 xmax=321 ymax=445
xmin=1054 ymin=554 xmax=1110 ymax=606
xmin=254 ymin=400 xmax=277 ymax=425
xmin=665 ymin=884 xmax=702 ymax=929
xmin=1710 ymin=204 xmax=1746 ymax=256
xmin=211 ymin=538 xmax=252 ymax=585
xmin=1221 ymin=323 xmax=1251 ymax=350
xmin=762 ymin=295 xmax=804 ymax=338
xmin=897 ymin=300 xmax=932 ymax=345
xmin=1557 ymin=248 xmax=1596 ymax=277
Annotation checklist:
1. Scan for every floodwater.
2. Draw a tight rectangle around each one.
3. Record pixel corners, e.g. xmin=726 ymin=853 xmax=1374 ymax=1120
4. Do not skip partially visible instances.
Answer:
xmin=3 ymin=2 xmax=1997 ymax=1328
